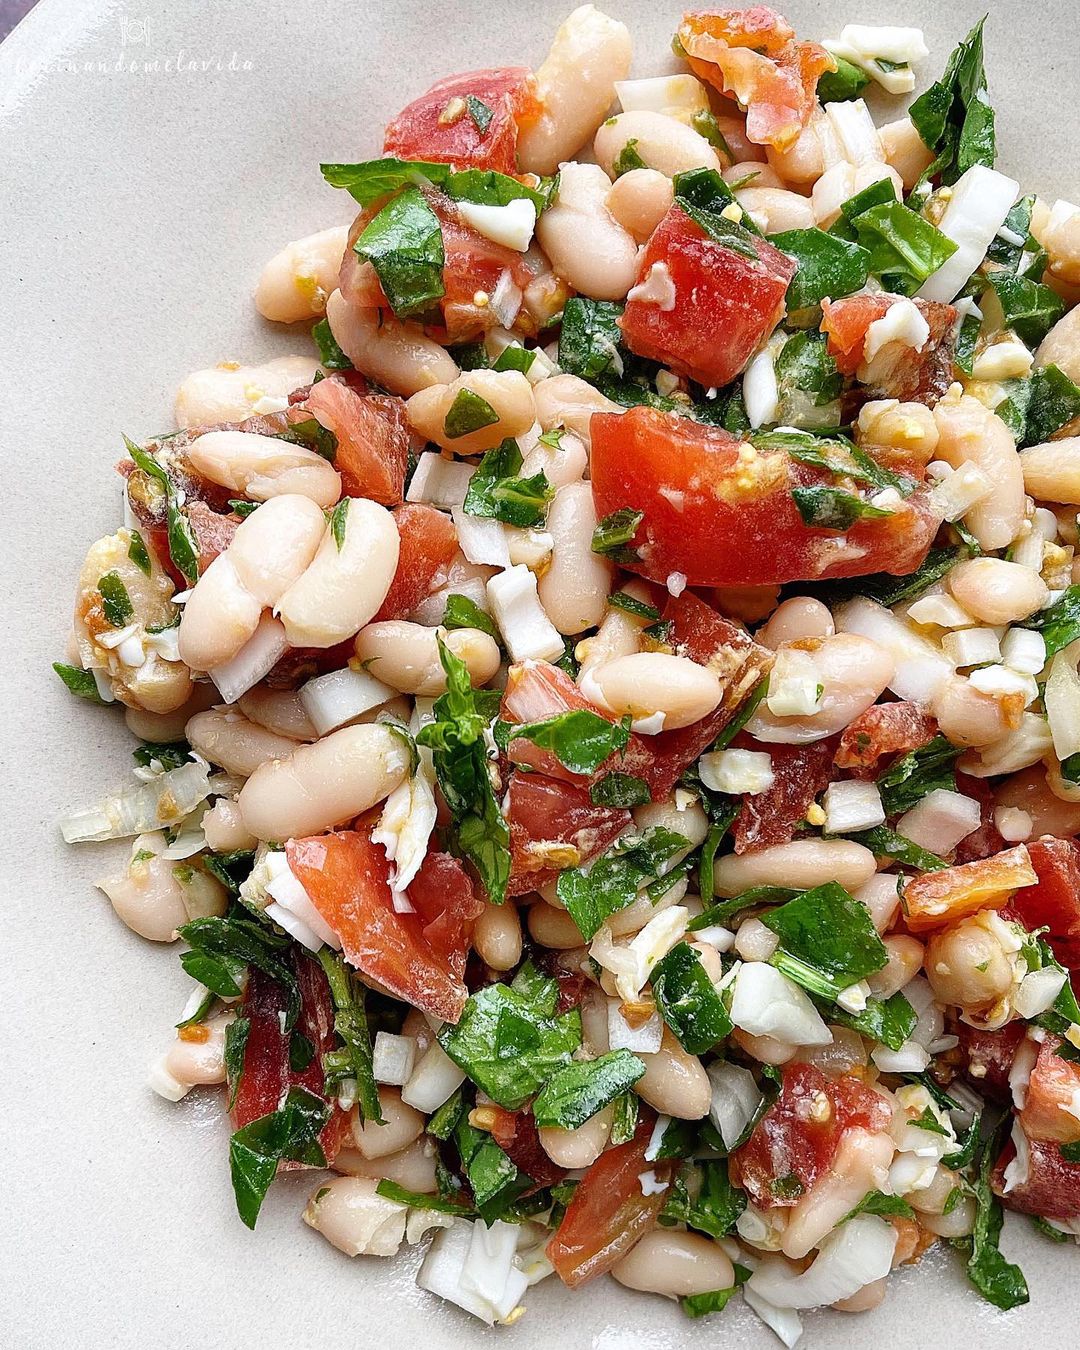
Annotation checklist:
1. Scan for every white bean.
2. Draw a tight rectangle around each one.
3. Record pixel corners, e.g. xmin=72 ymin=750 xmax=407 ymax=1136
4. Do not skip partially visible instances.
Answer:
xmin=325 ymin=289 xmax=459 ymax=396
xmin=931 ymin=674 xmax=1019 ymax=749
xmin=332 ymin=1138 xmax=437 ymax=1192
xmin=162 ymin=1012 xmax=234 ymax=1087
xmin=202 ymin=797 xmax=257 ymax=852
xmin=712 ymin=840 xmax=878 ymax=897
xmin=765 ymin=108 xmax=837 ymax=186
xmin=878 ymin=117 xmax=936 ymax=190
xmin=933 ymin=388 xmax=1025 ymax=550
xmin=277 ymin=498 xmax=400 ymax=648
xmin=535 ymin=161 xmax=640 ymax=301
xmin=921 ymin=1196 xmax=976 ymax=1238
xmin=735 ymin=187 xmax=815 ymax=235
xmin=857 ymin=399 xmax=939 ymax=464
xmin=612 ymin=1230 xmax=734 ymax=1299
xmin=238 ymin=685 xmax=318 ymax=741
xmin=605 ymin=168 xmax=673 ymax=242
xmin=853 ymin=872 xmax=902 ymax=933
xmin=635 ymin=1028 xmax=711 ymax=1119
xmin=178 ymin=493 xmax=326 ymax=670
xmin=924 ymin=913 xmax=1016 ymax=1013
xmin=175 ymin=355 xmax=320 ymax=428
xmin=633 ymin=796 xmax=709 ymax=850
xmin=594 ymin=110 xmax=723 ymax=179
xmin=186 ymin=707 xmax=298 ymax=778
xmin=725 ymin=162 xmax=783 ymax=189
xmin=123 ymin=681 xmax=219 ymax=743
xmin=1036 ymin=304 xmax=1080 ymax=385
xmin=96 ymin=834 xmax=209 ymax=941
xmin=732 ymin=1028 xmax=798 ymax=1066
xmin=473 ymin=901 xmax=523 ymax=971
xmin=406 ymin=370 xmax=536 ymax=456
xmin=537 ymin=482 xmax=613 ymax=634
xmin=1019 ymin=436 xmax=1080 ymax=505
xmin=587 ymin=652 xmax=722 ymax=731
xmin=520 ymin=428 xmax=589 ymax=488
xmin=186 ymin=430 xmax=341 ymax=508
xmin=532 ymin=373 xmax=623 ymax=445
xmin=517 ymin=4 xmax=632 ymax=176
xmin=302 ymin=1176 xmax=407 ymax=1256
xmin=528 ymin=900 xmax=585 ymax=949
xmin=353 ymin=621 xmax=500 ymax=695
xmin=758 ymin=597 xmax=834 ymax=649
xmin=255 ymin=224 xmax=348 ymax=323
xmin=947 ymin=557 xmax=1049 ymax=625
xmin=746 ymin=634 xmax=894 ymax=744
xmin=238 ymin=722 xmax=411 ymax=840
xmin=782 ymin=1128 xmax=894 ymax=1259
xmin=576 ymin=579 xmax=652 ymax=681
xmin=538 ymin=1104 xmax=614 ymax=1169
xmin=868 ymin=935 xmax=924 ymax=999
xmin=351 ymin=1088 xmax=425 ymax=1159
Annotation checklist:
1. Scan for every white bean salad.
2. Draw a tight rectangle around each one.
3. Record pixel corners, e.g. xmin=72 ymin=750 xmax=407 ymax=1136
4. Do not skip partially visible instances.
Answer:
xmin=56 ymin=4 xmax=1080 ymax=1338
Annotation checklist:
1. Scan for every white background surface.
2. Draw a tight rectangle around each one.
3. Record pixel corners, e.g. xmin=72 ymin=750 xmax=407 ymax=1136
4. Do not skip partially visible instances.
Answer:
xmin=1 ymin=1 xmax=1077 ymax=1345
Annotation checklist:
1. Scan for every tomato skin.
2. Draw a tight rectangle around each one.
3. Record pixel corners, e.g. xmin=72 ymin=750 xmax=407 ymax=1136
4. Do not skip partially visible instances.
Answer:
xmin=902 ymin=845 xmax=1037 ymax=933
xmin=373 ymin=504 xmax=458 ymax=622
xmin=547 ymin=1122 xmax=675 ymax=1287
xmin=506 ymin=772 xmax=630 ymax=896
xmin=677 ymin=7 xmax=833 ymax=150
xmin=820 ymin=295 xmax=959 ymax=403
xmin=733 ymin=735 xmax=837 ymax=853
xmin=1010 ymin=837 xmax=1080 ymax=973
xmin=590 ymin=406 xmax=939 ymax=587
xmin=619 ymin=206 xmax=795 ymax=387
xmin=955 ymin=1020 xmax=1026 ymax=1104
xmin=730 ymin=1063 xmax=891 ymax=1208
xmin=229 ymin=955 xmax=347 ymax=1162
xmin=834 ymin=702 xmax=937 ymax=774
xmin=992 ymin=1134 xmax=1080 ymax=1220
xmin=301 ymin=379 xmax=409 ymax=505
xmin=286 ymin=829 xmax=473 ymax=1022
xmin=405 ymin=850 xmax=484 ymax=982
xmin=383 ymin=67 xmax=540 ymax=174
xmin=488 ymin=1106 xmax=567 ymax=1189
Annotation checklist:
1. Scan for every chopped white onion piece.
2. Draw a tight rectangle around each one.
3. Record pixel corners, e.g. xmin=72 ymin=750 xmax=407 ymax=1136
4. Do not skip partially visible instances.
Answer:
xmin=969 ymin=664 xmax=1038 ymax=705
xmin=607 ymin=999 xmax=663 ymax=1053
xmin=941 ymin=626 xmax=1001 ymax=668
xmin=264 ymin=850 xmax=340 ymax=949
xmin=457 ymin=199 xmax=536 ymax=253
xmin=823 ymin=780 xmax=885 ymax=834
xmin=971 ymin=339 xmax=1033 ymax=381
xmin=60 ymin=760 xmax=211 ymax=843
xmin=486 ymin=565 xmax=564 ymax=664
xmin=1045 ymin=642 xmax=1080 ymax=760
xmin=743 ymin=1284 xmax=804 ymax=1348
xmin=490 ymin=268 xmax=523 ymax=329
xmin=265 ymin=900 xmax=324 ymax=951
xmin=1000 ymin=626 xmax=1046 ymax=676
xmin=643 ymin=1113 xmax=673 ymax=1163
xmin=906 ymin=592 xmax=973 ymax=628
xmin=699 ymin=748 xmax=775 ymax=796
xmin=452 ymin=507 xmax=512 ymax=568
xmin=743 ymin=347 xmax=779 ymax=429
xmin=749 ymin=1215 xmax=897 ymax=1310
xmin=373 ymin=1031 xmax=418 ymax=1086
xmin=300 ymin=665 xmax=397 ymax=736
xmin=927 ymin=461 xmax=993 ymax=522
xmin=406 ymin=452 xmax=474 ymax=506
xmin=872 ymin=1039 xmax=931 ymax=1073
xmin=210 ymin=615 xmax=289 ymax=705
xmin=615 ymin=73 xmax=710 ymax=116
xmin=1001 ymin=1120 xmax=1031 ymax=1195
xmin=372 ymin=766 xmax=438 ymax=896
xmin=994 ymin=805 xmax=1033 ymax=843
xmin=401 ymin=1041 xmax=466 ymax=1112
xmin=707 ymin=1061 xmax=764 ymax=1150
xmin=824 ymin=98 xmax=884 ymax=167
xmin=148 ymin=1055 xmax=191 ymax=1103
xmin=918 ymin=164 xmax=1020 ymax=302
xmin=730 ymin=963 xmax=832 ymax=1046
xmin=1014 ymin=966 xmax=1067 ymax=1018
xmin=957 ymin=713 xmax=1055 ymax=777
xmin=417 ymin=1219 xmax=526 ymax=1326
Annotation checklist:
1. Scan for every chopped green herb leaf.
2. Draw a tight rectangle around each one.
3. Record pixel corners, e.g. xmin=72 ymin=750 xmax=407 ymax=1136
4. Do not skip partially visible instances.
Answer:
xmin=878 ymin=734 xmax=962 ymax=815
xmin=52 ymin=661 xmax=106 ymax=704
xmin=610 ymin=1090 xmax=640 ymax=1145
xmin=315 ymin=948 xmax=382 ymax=1124
xmin=761 ymin=883 xmax=889 ymax=987
xmin=607 ymin=591 xmax=661 ymax=622
xmin=851 ymin=201 xmax=958 ymax=295
xmin=123 ymin=435 xmax=200 ymax=585
xmin=312 ymin=316 xmax=353 ymax=369
xmin=908 ymin=18 xmax=995 ymax=186
xmin=355 ymin=186 xmax=445 ymax=319
xmin=817 ymin=55 xmax=871 ymax=103
xmin=491 ymin=343 xmax=537 ymax=375
xmin=989 ymin=272 xmax=1065 ymax=348
xmin=772 ymin=228 xmax=869 ymax=311
xmin=222 ymin=1015 xmax=249 ymax=1110
xmin=465 ymin=94 xmax=493 ymax=135
xmin=376 ymin=1179 xmax=473 ymax=1214
xmin=97 ymin=570 xmax=134 ymax=628
xmin=322 ymin=157 xmax=548 ymax=212
xmin=612 ymin=137 xmax=647 ymax=176
xmin=590 ymin=771 xmax=653 ymax=808
xmin=792 ymin=485 xmax=893 ymax=530
xmin=532 ymin=1050 xmax=646 ymax=1130
xmin=663 ymin=1159 xmax=746 ymax=1239
xmin=229 ymin=1085 xmax=331 ymax=1228
xmin=127 ymin=530 xmax=152 ymax=576
xmin=558 ymin=297 xmax=625 ymax=380
xmin=328 ymin=499 xmax=349 ymax=551
xmin=463 ymin=438 xmax=554 ymax=528
xmin=849 ymin=824 xmax=949 ymax=870
xmin=442 ymin=592 xmax=499 ymax=639
xmin=556 ymin=827 xmax=690 ymax=941
xmin=444 ymin=386 xmax=500 ymax=439
xmin=651 ymin=942 xmax=733 ymax=1053
xmin=673 ymin=167 xmax=760 ymax=255
xmin=962 ymin=1121 xmax=1030 ymax=1309
xmin=997 ymin=365 xmax=1080 ymax=447
xmin=178 ymin=913 xmax=299 ymax=1027
xmin=843 ymin=1189 xmax=915 ymax=1222
xmin=592 ymin=507 xmax=644 ymax=564
xmin=495 ymin=709 xmax=630 ymax=775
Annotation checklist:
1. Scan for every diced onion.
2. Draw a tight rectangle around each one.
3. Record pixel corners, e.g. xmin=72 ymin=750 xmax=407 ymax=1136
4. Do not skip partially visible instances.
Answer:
xmin=918 ymin=165 xmax=1020 ymax=302
xmin=1044 ymin=641 xmax=1080 ymax=760
xmin=957 ymin=713 xmax=1055 ymax=777
xmin=743 ymin=347 xmax=779 ymax=429
xmin=743 ymin=1284 xmax=804 ymax=1348
xmin=417 ymin=1219 xmax=527 ymax=1326
xmin=60 ymin=760 xmax=211 ymax=843
xmin=824 ymin=99 xmax=884 ymax=167
xmin=822 ymin=780 xmax=885 ymax=834
xmin=486 ymin=565 xmax=564 ymax=664
xmin=210 ymin=615 xmax=289 ymax=705
xmin=1014 ymin=966 xmax=1067 ymax=1018
xmin=300 ymin=665 xmax=397 ymax=736
xmin=401 ymin=1041 xmax=466 ymax=1112
xmin=452 ymin=507 xmax=512 ymax=568
xmin=373 ymin=1031 xmax=419 ymax=1086
xmin=490 ymin=269 xmax=522 ymax=329
xmin=941 ymin=627 xmax=1000 ymax=668
xmin=406 ymin=453 xmax=474 ymax=506
xmin=607 ymin=999 xmax=663 ymax=1053
xmin=926 ymin=461 xmax=993 ymax=522
xmin=895 ymin=788 xmax=981 ymax=855
xmin=730 ymin=963 xmax=832 ymax=1046
xmin=707 ymin=1061 xmax=763 ymax=1150
xmin=748 ymin=1215 xmax=897 ymax=1310
xmin=905 ymin=592 xmax=973 ymax=628
xmin=699 ymin=748 xmax=775 ymax=796
xmin=615 ymin=74 xmax=710 ymax=116
xmin=835 ymin=597 xmax=952 ymax=705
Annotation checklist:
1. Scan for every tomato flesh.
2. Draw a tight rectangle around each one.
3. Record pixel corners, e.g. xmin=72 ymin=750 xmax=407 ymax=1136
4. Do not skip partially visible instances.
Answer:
xmin=1021 ymin=1034 xmax=1080 ymax=1144
xmin=902 ymin=845 xmax=1038 ymax=933
xmin=676 ymin=8 xmax=833 ymax=150
xmin=955 ymin=1021 xmax=1026 ymax=1104
xmin=730 ymin=1062 xmax=891 ymax=1208
xmin=374 ymin=503 xmax=458 ymax=622
xmin=286 ymin=829 xmax=474 ymax=1022
xmin=590 ymin=406 xmax=939 ymax=587
xmin=506 ymin=771 xmax=630 ymax=896
xmin=383 ymin=67 xmax=541 ymax=174
xmin=619 ymin=206 xmax=795 ymax=387
xmin=302 ymin=379 xmax=409 ymax=505
xmin=992 ymin=1134 xmax=1080 ymax=1220
xmin=547 ymin=1122 xmax=675 ymax=1287
xmin=488 ymin=1106 xmax=567 ymax=1189
xmin=821 ymin=295 xmax=959 ymax=403
xmin=834 ymin=702 xmax=937 ymax=773
xmin=733 ymin=735 xmax=837 ymax=853
xmin=1010 ymin=837 xmax=1080 ymax=973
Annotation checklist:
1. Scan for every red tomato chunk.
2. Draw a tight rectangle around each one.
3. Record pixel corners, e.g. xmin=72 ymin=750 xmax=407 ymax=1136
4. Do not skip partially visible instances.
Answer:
xmin=506 ymin=772 xmax=629 ymax=896
xmin=821 ymin=294 xmax=959 ymax=404
xmin=374 ymin=503 xmax=458 ymax=622
xmin=590 ymin=406 xmax=939 ymax=587
xmin=619 ymin=206 xmax=796 ymax=388
xmin=1010 ymin=837 xmax=1080 ymax=974
xmin=302 ymin=379 xmax=409 ymax=506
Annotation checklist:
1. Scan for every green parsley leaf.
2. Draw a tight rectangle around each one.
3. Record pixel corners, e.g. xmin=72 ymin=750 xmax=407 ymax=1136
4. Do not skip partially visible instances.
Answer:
xmin=311 ymin=316 xmax=353 ymax=370
xmin=878 ymin=734 xmax=961 ymax=815
xmin=997 ymin=364 xmax=1080 ymax=447
xmin=851 ymin=201 xmax=958 ymax=295
xmin=1019 ymin=585 xmax=1080 ymax=658
xmin=454 ymin=1116 xmax=532 ymax=1221
xmin=202 ymin=848 xmax=255 ymax=896
xmin=689 ymin=885 xmax=799 ymax=931
xmin=127 ymin=530 xmax=152 ymax=576
xmin=989 ymin=272 xmax=1065 ymax=348
xmin=590 ymin=771 xmax=653 ymax=808
xmin=828 ymin=987 xmax=918 ymax=1052
xmin=651 ymin=942 xmax=733 ymax=1053
xmin=760 ymin=428 xmax=905 ymax=491
xmin=442 ymin=592 xmax=499 ymax=639
xmin=848 ymin=824 xmax=949 ymax=870
xmin=465 ymin=94 xmax=493 ymax=134
xmin=229 ymin=1085 xmax=331 ymax=1228
xmin=532 ymin=1050 xmax=646 ymax=1130
xmin=437 ymin=977 xmax=581 ymax=1109
xmin=322 ymin=157 xmax=548 ymax=212
xmin=592 ymin=507 xmax=643 ymax=564
xmin=672 ymin=167 xmax=760 ymax=256
xmin=817 ymin=55 xmax=871 ymax=103
xmin=610 ymin=1090 xmax=640 ymax=1145
xmin=463 ymin=438 xmax=554 ymax=528
xmin=494 ymin=709 xmax=630 ymax=775
xmin=354 ymin=186 xmax=445 ymax=318
xmin=426 ymin=1087 xmax=466 ymax=1141
xmin=961 ymin=1121 xmax=1030 ymax=1310
xmin=772 ymin=228 xmax=869 ymax=311
xmin=178 ymin=913 xmax=300 ymax=1025
xmin=607 ymin=591 xmax=661 ymax=622
xmin=132 ymin=741 xmax=192 ymax=772
xmin=328 ymin=499 xmax=349 ymax=551
xmin=612 ymin=137 xmax=647 ymax=177
xmin=222 ymin=1015 xmax=249 ymax=1110
xmin=122 ymin=435 xmax=200 ymax=585
xmin=689 ymin=110 xmax=732 ymax=159
xmin=315 ymin=948 xmax=383 ymax=1124
xmin=663 ymin=1159 xmax=746 ymax=1239
xmin=491 ymin=342 xmax=537 ymax=375
xmin=376 ymin=1179 xmax=473 ymax=1214
xmin=52 ymin=661 xmax=106 ymax=704
xmin=444 ymin=386 xmax=500 ymax=439
xmin=416 ymin=641 xmax=511 ymax=905
xmin=843 ymin=1189 xmax=915 ymax=1222
xmin=556 ymin=827 xmax=690 ymax=941
xmin=791 ymin=485 xmax=893 ymax=530
xmin=558 ymin=297 xmax=625 ymax=380
xmin=762 ymin=882 xmax=888 ymax=986
xmin=775 ymin=330 xmax=843 ymax=420
xmin=908 ymin=18 xmax=995 ymax=186
xmin=97 ymin=570 xmax=134 ymax=628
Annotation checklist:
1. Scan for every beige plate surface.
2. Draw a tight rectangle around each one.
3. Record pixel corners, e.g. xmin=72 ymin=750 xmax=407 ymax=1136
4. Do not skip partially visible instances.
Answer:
xmin=1 ymin=1 xmax=1077 ymax=1345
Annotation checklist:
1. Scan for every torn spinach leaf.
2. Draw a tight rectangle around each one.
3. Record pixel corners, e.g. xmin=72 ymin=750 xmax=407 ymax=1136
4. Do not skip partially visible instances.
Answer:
xmin=592 ymin=507 xmax=644 ymax=564
xmin=590 ymin=771 xmax=653 ymax=808
xmin=556 ymin=827 xmax=690 ymax=941
xmin=761 ymin=883 xmax=889 ymax=987
xmin=772 ymin=228 xmax=869 ymax=311
xmin=877 ymin=734 xmax=962 ymax=815
xmin=662 ymin=1159 xmax=746 ymax=1239
xmin=908 ymin=17 xmax=995 ymax=185
xmin=229 ymin=1086 xmax=331 ymax=1229
xmin=322 ymin=157 xmax=548 ymax=212
xmin=354 ymin=186 xmax=445 ymax=318
xmin=962 ymin=1121 xmax=1030 ymax=1310
xmin=651 ymin=942 xmax=733 ymax=1053
xmin=312 ymin=317 xmax=353 ymax=370
xmin=442 ymin=592 xmax=499 ymax=639
xmin=851 ymin=201 xmax=957 ymax=295
xmin=558 ymin=297 xmax=625 ymax=380
xmin=988 ymin=272 xmax=1065 ymax=348
xmin=791 ymin=485 xmax=892 ymax=530
xmin=494 ymin=709 xmax=630 ymax=775
xmin=531 ymin=1049 xmax=646 ymax=1130
xmin=463 ymin=439 xmax=554 ymax=528
xmin=847 ymin=824 xmax=949 ymax=871
xmin=672 ymin=167 xmax=760 ymax=255
xmin=52 ymin=662 xmax=107 ymax=704
xmin=444 ymin=386 xmax=499 ymax=439
xmin=315 ymin=948 xmax=383 ymax=1125
xmin=178 ymin=912 xmax=299 ymax=1026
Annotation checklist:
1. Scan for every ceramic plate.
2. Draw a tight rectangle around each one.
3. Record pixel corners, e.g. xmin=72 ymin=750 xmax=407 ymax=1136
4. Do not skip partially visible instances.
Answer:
xmin=1 ymin=2 xmax=1075 ymax=1345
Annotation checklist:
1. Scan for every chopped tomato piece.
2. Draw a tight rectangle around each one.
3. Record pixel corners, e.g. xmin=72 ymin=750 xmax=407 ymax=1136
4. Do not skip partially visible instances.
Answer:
xmin=1020 ymin=1034 xmax=1080 ymax=1143
xmin=1010 ymin=837 xmax=1080 ymax=973
xmin=951 ymin=772 xmax=1006 ymax=865
xmin=185 ymin=501 xmax=238 ymax=575
xmin=733 ymin=735 xmax=836 ymax=853
xmin=383 ymin=67 xmax=541 ymax=174
xmin=374 ymin=504 xmax=458 ymax=622
xmin=992 ymin=1134 xmax=1080 ymax=1220
xmin=286 ymin=828 xmax=472 ymax=1022
xmin=619 ymin=206 xmax=796 ymax=387
xmin=590 ymin=406 xmax=939 ymax=588
xmin=834 ymin=702 xmax=937 ymax=773
xmin=676 ymin=8 xmax=833 ymax=150
xmin=341 ymin=191 xmax=538 ymax=342
xmin=405 ymin=850 xmax=484 ymax=982
xmin=501 ymin=660 xmax=628 ymax=784
xmin=506 ymin=772 xmax=630 ymax=896
xmin=547 ymin=1122 xmax=675 ymax=1287
xmin=730 ymin=1063 xmax=891 ymax=1208
xmin=956 ymin=1021 xmax=1026 ymax=1104
xmin=820 ymin=295 xmax=959 ymax=404
xmin=901 ymin=845 xmax=1038 ymax=933
xmin=302 ymin=379 xmax=409 ymax=505
xmin=488 ymin=1106 xmax=567 ymax=1189
xmin=229 ymin=956 xmax=347 ymax=1161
